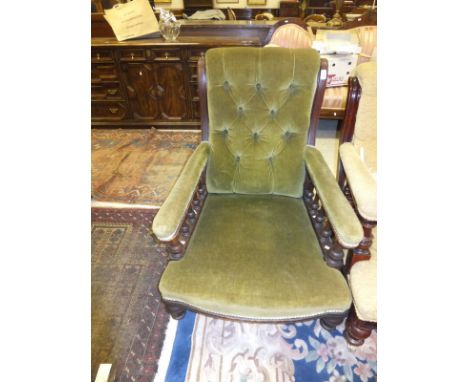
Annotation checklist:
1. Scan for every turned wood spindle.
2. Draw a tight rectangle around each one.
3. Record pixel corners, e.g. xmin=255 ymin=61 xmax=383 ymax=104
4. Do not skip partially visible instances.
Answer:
xmin=169 ymin=237 xmax=184 ymax=260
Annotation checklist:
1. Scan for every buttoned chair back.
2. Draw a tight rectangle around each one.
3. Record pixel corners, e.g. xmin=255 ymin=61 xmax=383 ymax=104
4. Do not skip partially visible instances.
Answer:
xmin=204 ymin=47 xmax=321 ymax=197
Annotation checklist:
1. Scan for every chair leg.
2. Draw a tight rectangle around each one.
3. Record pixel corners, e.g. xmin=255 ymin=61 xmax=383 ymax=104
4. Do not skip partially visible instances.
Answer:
xmin=320 ymin=312 xmax=346 ymax=331
xmin=344 ymin=305 xmax=375 ymax=346
xmin=165 ymin=301 xmax=186 ymax=320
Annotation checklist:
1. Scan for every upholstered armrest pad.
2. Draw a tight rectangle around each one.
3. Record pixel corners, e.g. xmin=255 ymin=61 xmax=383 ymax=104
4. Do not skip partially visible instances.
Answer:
xmin=152 ymin=142 xmax=210 ymax=241
xmin=339 ymin=143 xmax=377 ymax=221
xmin=304 ymin=146 xmax=363 ymax=248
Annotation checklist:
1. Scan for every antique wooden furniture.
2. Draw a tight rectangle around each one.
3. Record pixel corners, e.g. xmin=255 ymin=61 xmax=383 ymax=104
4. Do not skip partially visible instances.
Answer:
xmin=91 ymin=20 xmax=376 ymax=128
xmin=338 ymin=62 xmax=377 ymax=345
xmin=91 ymin=26 xmax=271 ymax=128
xmin=152 ymin=47 xmax=364 ymax=327
xmin=279 ymin=1 xmax=301 ymax=17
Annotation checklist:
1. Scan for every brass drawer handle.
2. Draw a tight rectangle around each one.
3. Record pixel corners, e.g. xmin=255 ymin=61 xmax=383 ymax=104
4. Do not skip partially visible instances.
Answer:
xmin=131 ymin=53 xmax=134 ymax=60
xmin=108 ymin=107 xmax=119 ymax=114
xmin=107 ymin=88 xmax=118 ymax=95
xmin=97 ymin=53 xmax=101 ymax=60
xmin=164 ymin=52 xmax=169 ymax=59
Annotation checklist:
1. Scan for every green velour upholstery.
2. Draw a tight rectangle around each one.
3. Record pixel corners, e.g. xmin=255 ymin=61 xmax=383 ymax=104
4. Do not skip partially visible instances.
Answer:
xmin=339 ymin=142 xmax=377 ymax=221
xmin=157 ymin=48 xmax=359 ymax=321
xmin=159 ymin=194 xmax=352 ymax=320
xmin=152 ymin=142 xmax=210 ymax=241
xmin=304 ymin=145 xmax=363 ymax=248
xmin=205 ymin=47 xmax=320 ymax=197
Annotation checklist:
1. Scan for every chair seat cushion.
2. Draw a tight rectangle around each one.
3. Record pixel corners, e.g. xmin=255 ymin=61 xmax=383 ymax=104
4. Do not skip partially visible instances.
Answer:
xmin=159 ymin=194 xmax=352 ymax=321
xmin=348 ymin=255 xmax=376 ymax=322
xmin=348 ymin=231 xmax=377 ymax=322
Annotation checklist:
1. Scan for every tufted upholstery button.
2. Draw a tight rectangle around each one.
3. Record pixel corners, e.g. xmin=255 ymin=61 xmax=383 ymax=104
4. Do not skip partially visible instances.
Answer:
xmin=223 ymin=80 xmax=230 ymax=90
xmin=270 ymin=109 xmax=276 ymax=117
xmin=235 ymin=155 xmax=241 ymax=162
xmin=252 ymin=131 xmax=259 ymax=141
xmin=256 ymin=83 xmax=262 ymax=91
xmin=284 ymin=130 xmax=291 ymax=138
xmin=223 ymin=128 xmax=229 ymax=136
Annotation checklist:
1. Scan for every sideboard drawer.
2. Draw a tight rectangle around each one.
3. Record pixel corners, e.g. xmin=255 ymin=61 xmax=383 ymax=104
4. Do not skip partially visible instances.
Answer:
xmin=91 ymin=49 xmax=114 ymax=63
xmin=188 ymin=48 xmax=207 ymax=62
xmin=92 ymin=63 xmax=118 ymax=82
xmin=119 ymin=48 xmax=147 ymax=62
xmin=189 ymin=63 xmax=198 ymax=82
xmin=91 ymin=83 xmax=124 ymax=100
xmin=151 ymin=48 xmax=182 ymax=62
xmin=91 ymin=101 xmax=128 ymax=121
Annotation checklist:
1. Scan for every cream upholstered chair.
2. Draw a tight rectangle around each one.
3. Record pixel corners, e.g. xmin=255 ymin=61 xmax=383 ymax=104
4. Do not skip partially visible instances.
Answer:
xmin=338 ymin=61 xmax=377 ymax=345
xmin=264 ymin=20 xmax=376 ymax=121
xmin=152 ymin=47 xmax=364 ymax=329
xmin=264 ymin=18 xmax=313 ymax=49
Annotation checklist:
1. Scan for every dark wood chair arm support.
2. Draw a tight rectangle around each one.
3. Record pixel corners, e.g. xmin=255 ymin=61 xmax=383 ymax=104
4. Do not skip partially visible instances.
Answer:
xmin=337 ymin=76 xmax=361 ymax=187
xmin=198 ymin=55 xmax=209 ymax=142
xmin=342 ymin=180 xmax=376 ymax=274
xmin=303 ymin=172 xmax=347 ymax=270
xmin=308 ymin=58 xmax=328 ymax=146
xmin=157 ymin=169 xmax=208 ymax=261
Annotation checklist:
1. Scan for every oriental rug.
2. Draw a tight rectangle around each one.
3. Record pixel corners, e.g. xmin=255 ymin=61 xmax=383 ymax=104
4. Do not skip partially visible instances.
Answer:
xmin=159 ymin=311 xmax=377 ymax=382
xmin=91 ymin=208 xmax=170 ymax=382
xmin=92 ymin=129 xmax=200 ymax=207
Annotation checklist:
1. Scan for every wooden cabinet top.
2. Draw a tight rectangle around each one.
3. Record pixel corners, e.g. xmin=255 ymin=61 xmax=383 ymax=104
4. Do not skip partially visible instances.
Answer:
xmin=92 ymin=19 xmax=275 ymax=43
xmin=91 ymin=35 xmax=262 ymax=48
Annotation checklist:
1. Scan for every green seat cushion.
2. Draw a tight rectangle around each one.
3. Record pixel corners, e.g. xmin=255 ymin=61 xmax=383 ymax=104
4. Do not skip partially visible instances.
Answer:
xmin=159 ymin=194 xmax=351 ymax=321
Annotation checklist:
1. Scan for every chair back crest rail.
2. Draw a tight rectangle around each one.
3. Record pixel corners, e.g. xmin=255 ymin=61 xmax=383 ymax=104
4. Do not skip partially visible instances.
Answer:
xmin=263 ymin=18 xmax=310 ymax=46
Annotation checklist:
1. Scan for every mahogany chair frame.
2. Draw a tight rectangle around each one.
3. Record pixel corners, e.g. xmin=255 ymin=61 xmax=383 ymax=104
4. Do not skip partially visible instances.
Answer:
xmin=338 ymin=76 xmax=377 ymax=345
xmin=159 ymin=54 xmax=351 ymax=329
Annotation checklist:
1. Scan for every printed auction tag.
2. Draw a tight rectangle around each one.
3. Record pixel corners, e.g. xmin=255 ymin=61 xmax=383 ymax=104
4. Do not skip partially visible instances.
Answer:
xmin=104 ymin=0 xmax=160 ymax=41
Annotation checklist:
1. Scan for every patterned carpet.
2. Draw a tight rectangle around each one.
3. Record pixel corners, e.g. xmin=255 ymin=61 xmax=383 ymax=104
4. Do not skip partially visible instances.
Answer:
xmin=91 ymin=208 xmax=169 ymax=382
xmin=162 ymin=312 xmax=377 ymax=382
xmin=92 ymin=129 xmax=200 ymax=207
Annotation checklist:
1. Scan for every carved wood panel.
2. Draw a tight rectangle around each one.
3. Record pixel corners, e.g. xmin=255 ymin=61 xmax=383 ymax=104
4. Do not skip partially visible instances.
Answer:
xmin=122 ymin=63 xmax=161 ymax=120
xmin=153 ymin=63 xmax=189 ymax=121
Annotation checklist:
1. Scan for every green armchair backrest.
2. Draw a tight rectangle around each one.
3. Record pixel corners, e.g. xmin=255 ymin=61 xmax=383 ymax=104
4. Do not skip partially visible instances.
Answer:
xmin=205 ymin=47 xmax=321 ymax=197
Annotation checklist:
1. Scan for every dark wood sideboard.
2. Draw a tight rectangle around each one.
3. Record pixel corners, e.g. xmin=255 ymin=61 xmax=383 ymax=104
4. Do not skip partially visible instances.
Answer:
xmin=91 ymin=21 xmax=274 ymax=129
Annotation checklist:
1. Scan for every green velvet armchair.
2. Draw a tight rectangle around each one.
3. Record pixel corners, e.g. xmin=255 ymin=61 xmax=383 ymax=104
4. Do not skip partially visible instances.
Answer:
xmin=152 ymin=47 xmax=363 ymax=328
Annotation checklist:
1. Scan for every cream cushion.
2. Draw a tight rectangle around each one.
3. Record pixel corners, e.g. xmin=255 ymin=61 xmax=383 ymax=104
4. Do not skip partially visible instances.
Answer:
xmin=339 ymin=143 xmax=376 ymax=221
xmin=348 ymin=229 xmax=377 ymax=322
xmin=352 ymin=61 xmax=377 ymax=174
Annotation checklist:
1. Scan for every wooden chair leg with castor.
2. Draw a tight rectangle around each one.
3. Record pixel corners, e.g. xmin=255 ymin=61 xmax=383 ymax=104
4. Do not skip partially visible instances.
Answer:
xmin=344 ymin=305 xmax=376 ymax=346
